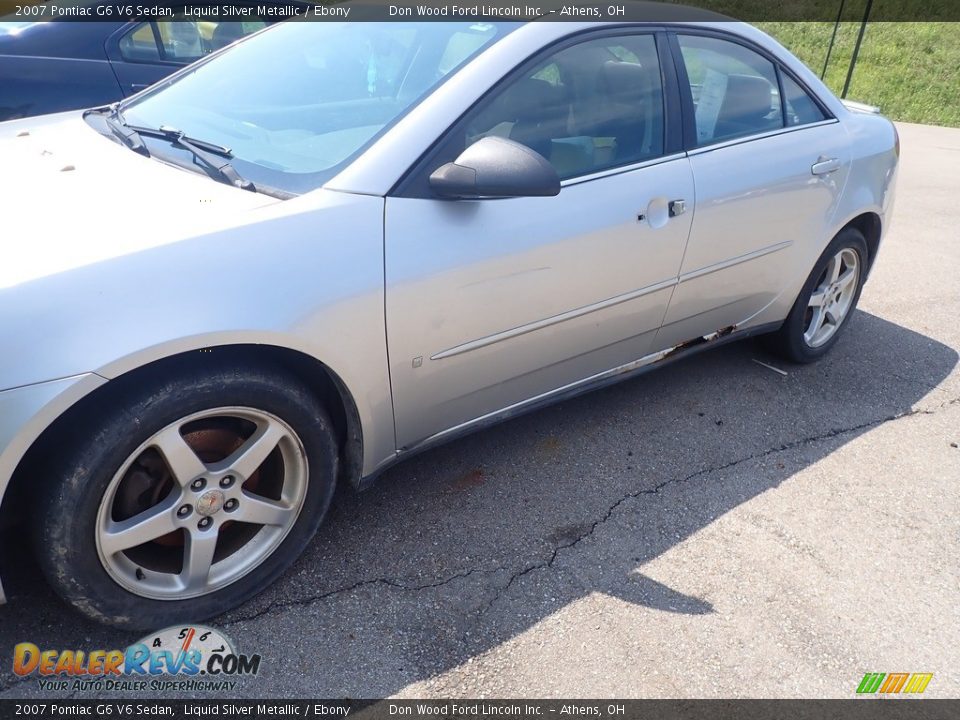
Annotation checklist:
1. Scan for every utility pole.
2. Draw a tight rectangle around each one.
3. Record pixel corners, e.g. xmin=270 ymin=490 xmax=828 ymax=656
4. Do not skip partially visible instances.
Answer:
xmin=842 ymin=0 xmax=874 ymax=98
xmin=821 ymin=0 xmax=846 ymax=79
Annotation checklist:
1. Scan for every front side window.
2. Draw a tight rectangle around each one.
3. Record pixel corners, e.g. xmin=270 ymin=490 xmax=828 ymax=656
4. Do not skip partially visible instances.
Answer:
xmin=459 ymin=33 xmax=666 ymax=180
xmin=119 ymin=21 xmax=515 ymax=194
xmin=678 ymin=34 xmax=784 ymax=146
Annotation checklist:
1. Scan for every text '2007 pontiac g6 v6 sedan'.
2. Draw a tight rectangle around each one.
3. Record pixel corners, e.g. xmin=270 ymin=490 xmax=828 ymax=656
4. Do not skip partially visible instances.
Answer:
xmin=0 ymin=7 xmax=898 ymax=627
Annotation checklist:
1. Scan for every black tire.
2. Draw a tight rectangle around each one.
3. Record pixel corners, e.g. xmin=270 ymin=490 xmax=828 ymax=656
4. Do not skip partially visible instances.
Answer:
xmin=765 ymin=227 xmax=869 ymax=363
xmin=32 ymin=362 xmax=337 ymax=629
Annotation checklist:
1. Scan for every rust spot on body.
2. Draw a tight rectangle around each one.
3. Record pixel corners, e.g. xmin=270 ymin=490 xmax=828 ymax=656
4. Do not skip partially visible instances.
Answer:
xmin=659 ymin=325 xmax=738 ymax=362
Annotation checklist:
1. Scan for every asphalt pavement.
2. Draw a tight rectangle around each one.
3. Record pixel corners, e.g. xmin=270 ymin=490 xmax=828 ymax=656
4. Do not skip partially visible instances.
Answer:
xmin=0 ymin=122 xmax=957 ymax=699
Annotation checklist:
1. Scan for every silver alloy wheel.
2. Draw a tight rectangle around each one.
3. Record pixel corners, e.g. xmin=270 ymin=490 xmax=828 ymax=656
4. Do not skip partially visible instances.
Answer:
xmin=95 ymin=407 xmax=309 ymax=601
xmin=803 ymin=248 xmax=860 ymax=348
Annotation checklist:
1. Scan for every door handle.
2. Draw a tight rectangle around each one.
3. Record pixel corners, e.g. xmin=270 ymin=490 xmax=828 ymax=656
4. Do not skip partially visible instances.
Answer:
xmin=638 ymin=199 xmax=686 ymax=227
xmin=811 ymin=157 xmax=841 ymax=176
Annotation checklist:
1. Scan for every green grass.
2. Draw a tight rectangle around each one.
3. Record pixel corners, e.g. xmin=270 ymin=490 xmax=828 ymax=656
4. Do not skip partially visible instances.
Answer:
xmin=656 ymin=1 xmax=960 ymax=125
xmin=758 ymin=22 xmax=960 ymax=127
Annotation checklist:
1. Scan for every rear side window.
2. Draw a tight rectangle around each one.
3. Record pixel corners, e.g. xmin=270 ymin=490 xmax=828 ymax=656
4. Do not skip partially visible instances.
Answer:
xmin=118 ymin=16 xmax=268 ymax=64
xmin=119 ymin=23 xmax=161 ymax=62
xmin=781 ymin=72 xmax=827 ymax=126
xmin=678 ymin=34 xmax=784 ymax=146
xmin=158 ymin=15 xmax=267 ymax=61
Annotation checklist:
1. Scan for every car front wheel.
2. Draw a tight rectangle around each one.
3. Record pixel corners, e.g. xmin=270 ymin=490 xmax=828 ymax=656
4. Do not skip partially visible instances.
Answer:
xmin=33 ymin=363 xmax=337 ymax=628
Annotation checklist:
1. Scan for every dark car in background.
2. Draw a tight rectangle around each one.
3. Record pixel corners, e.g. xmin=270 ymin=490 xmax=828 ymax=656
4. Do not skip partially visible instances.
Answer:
xmin=0 ymin=1 xmax=301 ymax=121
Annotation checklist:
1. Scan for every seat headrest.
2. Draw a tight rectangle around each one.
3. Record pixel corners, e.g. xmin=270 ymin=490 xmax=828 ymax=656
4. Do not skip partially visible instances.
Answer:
xmin=719 ymin=74 xmax=773 ymax=122
xmin=599 ymin=61 xmax=650 ymax=104
xmin=170 ymin=22 xmax=201 ymax=43
xmin=506 ymin=78 xmax=564 ymax=120
xmin=212 ymin=22 xmax=245 ymax=50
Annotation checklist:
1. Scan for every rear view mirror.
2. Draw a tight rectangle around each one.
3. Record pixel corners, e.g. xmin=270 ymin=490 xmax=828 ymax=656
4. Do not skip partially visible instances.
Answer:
xmin=429 ymin=136 xmax=561 ymax=199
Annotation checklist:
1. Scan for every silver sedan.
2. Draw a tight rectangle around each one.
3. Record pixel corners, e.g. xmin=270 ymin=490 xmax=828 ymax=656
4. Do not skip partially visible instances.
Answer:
xmin=0 ymin=14 xmax=898 ymax=627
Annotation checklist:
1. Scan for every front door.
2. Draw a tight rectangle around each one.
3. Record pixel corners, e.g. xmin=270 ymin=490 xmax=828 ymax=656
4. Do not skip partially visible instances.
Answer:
xmin=385 ymin=31 xmax=695 ymax=449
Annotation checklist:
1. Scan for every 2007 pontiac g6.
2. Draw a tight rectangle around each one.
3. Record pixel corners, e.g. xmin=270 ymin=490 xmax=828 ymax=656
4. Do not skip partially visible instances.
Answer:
xmin=0 ymin=11 xmax=898 ymax=626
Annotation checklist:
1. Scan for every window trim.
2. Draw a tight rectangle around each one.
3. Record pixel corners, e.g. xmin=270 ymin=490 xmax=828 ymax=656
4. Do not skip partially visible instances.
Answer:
xmin=560 ymin=151 xmax=687 ymax=188
xmin=686 ymin=118 xmax=838 ymax=157
xmin=391 ymin=26 xmax=682 ymax=199
xmin=774 ymin=64 xmax=789 ymax=126
xmin=666 ymin=27 xmax=836 ymax=153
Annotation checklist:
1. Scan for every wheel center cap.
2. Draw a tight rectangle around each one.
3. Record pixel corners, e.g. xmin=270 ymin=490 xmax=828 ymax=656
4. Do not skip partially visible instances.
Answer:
xmin=196 ymin=489 xmax=225 ymax=517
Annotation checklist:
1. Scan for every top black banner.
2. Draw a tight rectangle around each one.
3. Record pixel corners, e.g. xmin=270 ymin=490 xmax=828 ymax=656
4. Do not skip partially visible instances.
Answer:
xmin=2 ymin=0 xmax=960 ymax=22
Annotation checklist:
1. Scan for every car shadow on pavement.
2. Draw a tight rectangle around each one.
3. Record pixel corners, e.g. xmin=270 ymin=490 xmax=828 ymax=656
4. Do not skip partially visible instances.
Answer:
xmin=0 ymin=310 xmax=956 ymax=698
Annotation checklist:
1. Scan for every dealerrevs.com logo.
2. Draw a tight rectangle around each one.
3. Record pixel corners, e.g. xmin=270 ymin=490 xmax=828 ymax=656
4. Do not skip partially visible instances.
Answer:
xmin=13 ymin=625 xmax=261 ymax=692
xmin=856 ymin=672 xmax=934 ymax=695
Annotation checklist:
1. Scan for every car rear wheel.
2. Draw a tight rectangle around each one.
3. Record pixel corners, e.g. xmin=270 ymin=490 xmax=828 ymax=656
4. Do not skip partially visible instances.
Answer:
xmin=766 ymin=228 xmax=869 ymax=363
xmin=33 ymin=363 xmax=337 ymax=629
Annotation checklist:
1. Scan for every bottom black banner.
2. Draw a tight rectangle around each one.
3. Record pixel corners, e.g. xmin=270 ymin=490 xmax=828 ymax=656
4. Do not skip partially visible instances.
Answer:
xmin=1 ymin=700 xmax=958 ymax=720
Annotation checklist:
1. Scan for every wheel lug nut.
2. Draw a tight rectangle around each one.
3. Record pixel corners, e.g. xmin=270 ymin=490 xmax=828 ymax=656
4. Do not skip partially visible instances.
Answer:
xmin=198 ymin=517 xmax=213 ymax=530
xmin=220 ymin=475 xmax=235 ymax=489
xmin=177 ymin=504 xmax=192 ymax=518
xmin=190 ymin=478 xmax=206 ymax=491
xmin=224 ymin=499 xmax=238 ymax=512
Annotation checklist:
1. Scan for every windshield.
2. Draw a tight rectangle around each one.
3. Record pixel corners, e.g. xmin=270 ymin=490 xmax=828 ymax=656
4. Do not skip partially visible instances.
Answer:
xmin=120 ymin=20 xmax=516 ymax=194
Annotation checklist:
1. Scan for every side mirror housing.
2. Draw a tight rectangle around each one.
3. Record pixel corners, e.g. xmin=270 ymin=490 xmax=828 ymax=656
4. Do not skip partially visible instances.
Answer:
xmin=429 ymin=136 xmax=561 ymax=199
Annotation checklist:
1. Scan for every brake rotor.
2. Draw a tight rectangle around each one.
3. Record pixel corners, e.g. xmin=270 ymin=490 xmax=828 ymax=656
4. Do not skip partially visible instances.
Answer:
xmin=112 ymin=421 xmax=263 ymax=548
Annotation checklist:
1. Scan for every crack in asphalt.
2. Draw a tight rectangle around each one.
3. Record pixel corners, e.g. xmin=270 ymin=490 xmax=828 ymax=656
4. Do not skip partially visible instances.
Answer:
xmin=2 ymin=396 xmax=956 ymax=696
xmin=474 ymin=396 xmax=959 ymax=616
xmin=221 ymin=396 xmax=959 ymax=627
xmin=222 ymin=565 xmax=504 ymax=627
xmin=0 ymin=570 xmax=502 ymax=695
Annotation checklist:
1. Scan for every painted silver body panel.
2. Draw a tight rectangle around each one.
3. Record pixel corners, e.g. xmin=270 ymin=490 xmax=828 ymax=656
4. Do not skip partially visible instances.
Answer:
xmin=0 ymin=114 xmax=394 ymax=487
xmin=656 ymin=120 xmax=853 ymax=348
xmin=385 ymin=155 xmax=695 ymax=448
xmin=0 ymin=19 xmax=898 ymax=602
xmin=0 ymin=374 xmax=107 ymax=603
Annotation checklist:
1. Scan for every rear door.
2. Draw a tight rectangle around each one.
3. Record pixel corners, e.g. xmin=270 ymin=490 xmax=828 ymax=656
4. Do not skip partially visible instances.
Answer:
xmin=0 ymin=22 xmax=126 ymax=119
xmin=655 ymin=31 xmax=851 ymax=349
xmin=385 ymin=30 xmax=695 ymax=449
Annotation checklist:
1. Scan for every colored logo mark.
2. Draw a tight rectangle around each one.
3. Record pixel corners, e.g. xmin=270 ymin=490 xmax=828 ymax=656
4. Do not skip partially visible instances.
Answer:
xmin=856 ymin=672 xmax=933 ymax=694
